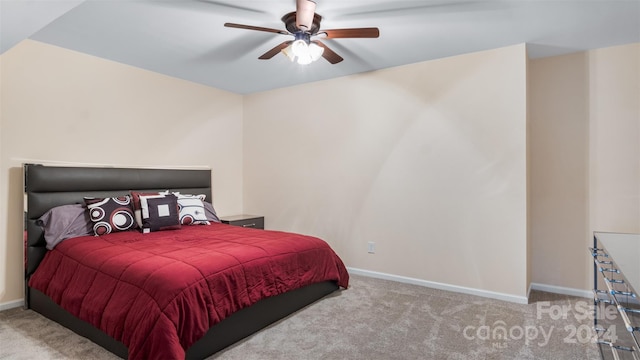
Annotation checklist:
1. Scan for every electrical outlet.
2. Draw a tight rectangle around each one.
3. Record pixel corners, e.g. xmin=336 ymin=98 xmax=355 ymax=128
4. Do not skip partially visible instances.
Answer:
xmin=367 ymin=242 xmax=376 ymax=254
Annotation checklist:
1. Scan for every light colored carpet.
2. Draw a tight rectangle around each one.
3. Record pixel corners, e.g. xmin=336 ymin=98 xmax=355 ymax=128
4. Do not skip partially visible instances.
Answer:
xmin=0 ymin=275 xmax=600 ymax=359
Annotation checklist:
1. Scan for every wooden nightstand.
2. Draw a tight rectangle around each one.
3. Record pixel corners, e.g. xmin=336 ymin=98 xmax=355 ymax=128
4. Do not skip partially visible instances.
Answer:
xmin=220 ymin=214 xmax=264 ymax=229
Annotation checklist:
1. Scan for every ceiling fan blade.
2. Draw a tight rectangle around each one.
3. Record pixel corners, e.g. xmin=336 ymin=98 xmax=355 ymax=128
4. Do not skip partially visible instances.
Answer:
xmin=320 ymin=28 xmax=380 ymax=39
xmin=258 ymin=41 xmax=292 ymax=60
xmin=313 ymin=41 xmax=343 ymax=64
xmin=224 ymin=23 xmax=289 ymax=35
xmin=296 ymin=0 xmax=316 ymax=31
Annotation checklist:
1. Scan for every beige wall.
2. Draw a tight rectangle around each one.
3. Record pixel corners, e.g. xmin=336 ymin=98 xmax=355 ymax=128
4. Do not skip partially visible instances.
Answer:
xmin=1 ymin=38 xmax=637 ymax=306
xmin=0 ymin=40 xmax=244 ymax=304
xmin=529 ymin=52 xmax=590 ymax=290
xmin=0 ymin=53 xmax=5 ymax=305
xmin=243 ymin=45 xmax=529 ymax=299
xmin=588 ymin=44 xmax=640 ymax=234
xmin=529 ymin=43 xmax=640 ymax=291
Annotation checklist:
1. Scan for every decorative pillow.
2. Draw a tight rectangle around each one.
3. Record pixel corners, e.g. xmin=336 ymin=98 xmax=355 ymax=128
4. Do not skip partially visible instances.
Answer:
xmin=84 ymin=196 xmax=136 ymax=236
xmin=203 ymin=201 xmax=220 ymax=223
xmin=140 ymin=193 xmax=181 ymax=233
xmin=130 ymin=191 xmax=164 ymax=228
xmin=174 ymin=194 xmax=210 ymax=225
xmin=37 ymin=203 xmax=93 ymax=249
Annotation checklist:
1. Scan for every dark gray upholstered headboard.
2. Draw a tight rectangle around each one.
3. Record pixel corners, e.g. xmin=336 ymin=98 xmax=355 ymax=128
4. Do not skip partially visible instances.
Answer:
xmin=24 ymin=163 xmax=212 ymax=296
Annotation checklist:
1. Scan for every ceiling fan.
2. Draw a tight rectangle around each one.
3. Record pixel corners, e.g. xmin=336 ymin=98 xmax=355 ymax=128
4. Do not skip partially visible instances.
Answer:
xmin=223 ymin=0 xmax=380 ymax=65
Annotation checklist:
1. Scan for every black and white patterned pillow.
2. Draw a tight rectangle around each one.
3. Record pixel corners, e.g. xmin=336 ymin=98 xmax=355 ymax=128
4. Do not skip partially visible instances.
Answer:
xmin=140 ymin=193 xmax=181 ymax=233
xmin=175 ymin=193 xmax=210 ymax=225
xmin=84 ymin=196 xmax=136 ymax=236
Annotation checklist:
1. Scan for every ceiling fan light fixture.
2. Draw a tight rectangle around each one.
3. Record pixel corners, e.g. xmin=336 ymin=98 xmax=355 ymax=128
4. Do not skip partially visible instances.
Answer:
xmin=308 ymin=42 xmax=324 ymax=61
xmin=291 ymin=39 xmax=309 ymax=58
xmin=297 ymin=54 xmax=313 ymax=65
xmin=281 ymin=44 xmax=296 ymax=62
xmin=282 ymin=39 xmax=322 ymax=65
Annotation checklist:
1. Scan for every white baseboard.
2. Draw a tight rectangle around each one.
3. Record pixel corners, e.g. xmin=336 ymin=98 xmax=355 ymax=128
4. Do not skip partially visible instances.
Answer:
xmin=0 ymin=299 xmax=23 ymax=312
xmin=347 ymin=267 xmax=529 ymax=304
xmin=529 ymin=282 xmax=591 ymax=299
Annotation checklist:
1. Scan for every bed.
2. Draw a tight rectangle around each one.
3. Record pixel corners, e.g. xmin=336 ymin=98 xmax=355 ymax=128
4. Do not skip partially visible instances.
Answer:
xmin=23 ymin=163 xmax=349 ymax=359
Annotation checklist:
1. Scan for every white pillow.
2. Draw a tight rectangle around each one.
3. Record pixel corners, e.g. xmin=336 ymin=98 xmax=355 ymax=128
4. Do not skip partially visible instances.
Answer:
xmin=172 ymin=193 xmax=211 ymax=225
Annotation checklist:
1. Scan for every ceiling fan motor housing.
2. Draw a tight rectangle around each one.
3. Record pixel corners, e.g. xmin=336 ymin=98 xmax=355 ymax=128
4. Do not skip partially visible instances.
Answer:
xmin=294 ymin=31 xmax=312 ymax=44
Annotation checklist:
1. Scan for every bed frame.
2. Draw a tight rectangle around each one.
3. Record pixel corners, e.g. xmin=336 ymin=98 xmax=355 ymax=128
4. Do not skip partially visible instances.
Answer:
xmin=23 ymin=163 xmax=338 ymax=359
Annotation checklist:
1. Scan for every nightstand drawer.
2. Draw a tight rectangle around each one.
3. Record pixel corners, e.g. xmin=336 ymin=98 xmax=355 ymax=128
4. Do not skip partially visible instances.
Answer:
xmin=220 ymin=215 xmax=264 ymax=229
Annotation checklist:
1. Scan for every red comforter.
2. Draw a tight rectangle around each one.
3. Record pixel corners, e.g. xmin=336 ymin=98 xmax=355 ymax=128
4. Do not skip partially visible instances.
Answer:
xmin=29 ymin=223 xmax=349 ymax=359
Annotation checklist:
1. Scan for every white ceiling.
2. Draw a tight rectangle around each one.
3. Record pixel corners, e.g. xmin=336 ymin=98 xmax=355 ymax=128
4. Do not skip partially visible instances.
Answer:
xmin=1 ymin=0 xmax=639 ymax=94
